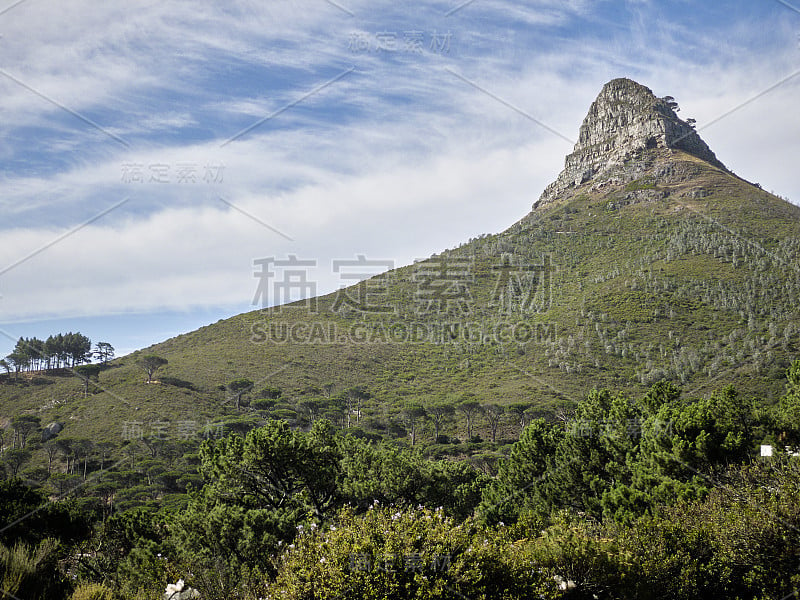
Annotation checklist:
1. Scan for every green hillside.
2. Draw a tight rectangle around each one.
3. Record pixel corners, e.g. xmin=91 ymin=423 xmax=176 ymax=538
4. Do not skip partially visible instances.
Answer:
xmin=3 ymin=147 xmax=800 ymax=452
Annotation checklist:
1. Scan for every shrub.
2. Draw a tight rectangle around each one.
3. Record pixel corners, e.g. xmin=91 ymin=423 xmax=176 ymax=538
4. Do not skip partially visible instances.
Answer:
xmin=261 ymin=504 xmax=552 ymax=600
xmin=0 ymin=538 xmax=63 ymax=600
xmin=528 ymin=513 xmax=633 ymax=598
xmin=71 ymin=582 xmax=113 ymax=600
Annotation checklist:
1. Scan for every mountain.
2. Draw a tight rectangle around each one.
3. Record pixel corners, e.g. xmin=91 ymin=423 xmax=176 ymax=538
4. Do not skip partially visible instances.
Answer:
xmin=3 ymin=77 xmax=800 ymax=446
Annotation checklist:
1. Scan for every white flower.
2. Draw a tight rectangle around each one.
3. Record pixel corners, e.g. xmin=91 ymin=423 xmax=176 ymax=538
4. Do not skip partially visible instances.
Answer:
xmin=164 ymin=579 xmax=185 ymax=595
xmin=330 ymin=525 xmax=337 ymax=531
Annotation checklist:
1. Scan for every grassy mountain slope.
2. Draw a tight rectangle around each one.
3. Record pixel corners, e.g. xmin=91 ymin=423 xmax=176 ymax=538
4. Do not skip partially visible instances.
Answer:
xmin=2 ymin=145 xmax=800 ymax=450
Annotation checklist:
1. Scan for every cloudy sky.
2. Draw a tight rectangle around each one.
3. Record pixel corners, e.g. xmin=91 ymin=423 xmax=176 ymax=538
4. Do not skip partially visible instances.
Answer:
xmin=0 ymin=0 xmax=798 ymax=358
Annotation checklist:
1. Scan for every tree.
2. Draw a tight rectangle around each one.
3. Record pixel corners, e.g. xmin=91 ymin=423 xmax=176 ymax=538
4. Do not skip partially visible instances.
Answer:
xmin=776 ymin=359 xmax=800 ymax=446
xmin=173 ymin=420 xmax=342 ymax=586
xmin=0 ymin=359 xmax=10 ymax=377
xmin=252 ymin=398 xmax=277 ymax=413
xmin=508 ymin=402 xmax=533 ymax=437
xmin=43 ymin=441 xmax=60 ymax=474
xmin=547 ymin=389 xmax=642 ymax=520
xmin=4 ymin=448 xmax=31 ymax=476
xmin=483 ymin=403 xmax=505 ymax=443
xmin=300 ymin=398 xmax=326 ymax=424
xmin=428 ymin=402 xmax=455 ymax=442
xmin=96 ymin=441 xmax=115 ymax=471
xmin=478 ymin=418 xmax=560 ymax=524
xmin=458 ymin=399 xmax=483 ymax=441
xmin=640 ymin=380 xmax=681 ymax=414
xmin=6 ymin=350 xmax=28 ymax=378
xmin=71 ymin=438 xmax=95 ymax=480
xmin=225 ymin=378 xmax=254 ymax=409
xmin=75 ymin=363 xmax=103 ymax=397
xmin=257 ymin=384 xmax=282 ymax=400
xmin=93 ymin=342 xmax=115 ymax=364
xmin=64 ymin=332 xmax=92 ymax=366
xmin=56 ymin=438 xmax=76 ymax=473
xmin=401 ymin=403 xmax=427 ymax=446
xmin=345 ymin=385 xmax=371 ymax=427
xmin=11 ymin=416 xmax=41 ymax=449
xmin=137 ymin=355 xmax=168 ymax=383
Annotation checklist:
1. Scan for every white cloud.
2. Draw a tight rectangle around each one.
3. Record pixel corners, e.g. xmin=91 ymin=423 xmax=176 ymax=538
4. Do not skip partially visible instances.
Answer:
xmin=0 ymin=137 xmax=560 ymax=321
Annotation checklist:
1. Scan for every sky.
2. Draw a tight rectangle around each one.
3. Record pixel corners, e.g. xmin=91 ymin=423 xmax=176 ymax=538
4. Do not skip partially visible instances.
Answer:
xmin=0 ymin=0 xmax=799 ymax=359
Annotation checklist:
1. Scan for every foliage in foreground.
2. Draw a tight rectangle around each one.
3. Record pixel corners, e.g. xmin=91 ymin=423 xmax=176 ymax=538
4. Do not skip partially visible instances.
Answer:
xmin=0 ymin=538 xmax=63 ymax=600
xmin=262 ymin=505 xmax=553 ymax=600
xmin=261 ymin=461 xmax=800 ymax=600
xmin=6 ymin=361 xmax=800 ymax=599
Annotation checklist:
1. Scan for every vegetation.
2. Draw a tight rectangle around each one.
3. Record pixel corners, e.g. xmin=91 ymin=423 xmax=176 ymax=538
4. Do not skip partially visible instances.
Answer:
xmin=137 ymin=354 xmax=168 ymax=383
xmin=0 ymin=360 xmax=799 ymax=598
xmin=3 ymin=333 xmax=93 ymax=375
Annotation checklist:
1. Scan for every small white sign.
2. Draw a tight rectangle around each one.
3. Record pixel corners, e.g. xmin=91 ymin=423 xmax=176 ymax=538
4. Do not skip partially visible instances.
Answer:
xmin=760 ymin=445 xmax=773 ymax=457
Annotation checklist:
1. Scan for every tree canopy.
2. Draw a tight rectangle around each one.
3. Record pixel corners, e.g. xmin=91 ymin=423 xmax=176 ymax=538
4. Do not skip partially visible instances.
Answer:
xmin=136 ymin=355 xmax=168 ymax=383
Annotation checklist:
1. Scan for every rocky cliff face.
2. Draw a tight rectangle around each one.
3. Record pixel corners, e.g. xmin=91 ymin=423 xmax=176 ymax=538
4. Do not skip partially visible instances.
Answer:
xmin=535 ymin=78 xmax=727 ymax=208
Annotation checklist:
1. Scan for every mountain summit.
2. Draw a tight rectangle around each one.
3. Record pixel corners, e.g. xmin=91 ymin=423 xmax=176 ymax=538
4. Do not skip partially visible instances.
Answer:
xmin=535 ymin=78 xmax=727 ymax=207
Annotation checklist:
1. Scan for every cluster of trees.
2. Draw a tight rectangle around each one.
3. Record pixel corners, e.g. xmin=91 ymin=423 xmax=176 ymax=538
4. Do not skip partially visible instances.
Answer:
xmin=1 ymin=411 xmax=203 ymax=517
xmin=0 ymin=334 xmax=114 ymax=377
xmin=239 ymin=380 xmax=541 ymax=447
xmin=469 ymin=200 xmax=800 ymax=395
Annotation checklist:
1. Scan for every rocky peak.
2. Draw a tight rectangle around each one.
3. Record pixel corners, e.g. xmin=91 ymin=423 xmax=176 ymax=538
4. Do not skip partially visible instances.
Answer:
xmin=535 ymin=78 xmax=726 ymax=208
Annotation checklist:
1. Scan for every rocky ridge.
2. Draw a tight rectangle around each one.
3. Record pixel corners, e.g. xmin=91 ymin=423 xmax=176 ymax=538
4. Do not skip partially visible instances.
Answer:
xmin=535 ymin=78 xmax=727 ymax=208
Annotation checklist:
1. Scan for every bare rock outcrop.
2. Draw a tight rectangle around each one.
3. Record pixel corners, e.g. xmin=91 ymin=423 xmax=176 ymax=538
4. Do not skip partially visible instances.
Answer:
xmin=535 ymin=78 xmax=726 ymax=208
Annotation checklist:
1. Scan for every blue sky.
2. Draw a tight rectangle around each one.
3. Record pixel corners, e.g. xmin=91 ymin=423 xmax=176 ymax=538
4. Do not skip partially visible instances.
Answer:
xmin=1 ymin=0 xmax=799 ymax=358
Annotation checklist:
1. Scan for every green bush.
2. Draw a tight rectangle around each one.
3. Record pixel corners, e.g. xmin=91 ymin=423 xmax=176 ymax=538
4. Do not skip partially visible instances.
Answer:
xmin=261 ymin=505 xmax=552 ymax=600
xmin=0 ymin=538 xmax=64 ymax=600
xmin=71 ymin=582 xmax=114 ymax=600
xmin=618 ymin=460 xmax=800 ymax=600
xmin=528 ymin=513 xmax=633 ymax=598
